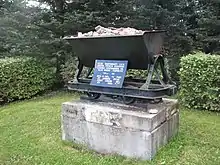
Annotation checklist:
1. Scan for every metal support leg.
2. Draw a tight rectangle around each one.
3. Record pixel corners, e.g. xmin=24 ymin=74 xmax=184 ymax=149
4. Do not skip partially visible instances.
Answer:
xmin=140 ymin=55 xmax=169 ymax=90
xmin=86 ymin=68 xmax=93 ymax=78
xmin=140 ymin=64 xmax=155 ymax=90
xmin=73 ymin=58 xmax=83 ymax=83
xmin=158 ymin=58 xmax=169 ymax=84
xmin=158 ymin=57 xmax=176 ymax=85
xmin=154 ymin=67 xmax=166 ymax=86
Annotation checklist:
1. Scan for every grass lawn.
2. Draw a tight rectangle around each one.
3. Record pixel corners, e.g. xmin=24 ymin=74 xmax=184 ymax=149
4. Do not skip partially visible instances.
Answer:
xmin=0 ymin=92 xmax=220 ymax=165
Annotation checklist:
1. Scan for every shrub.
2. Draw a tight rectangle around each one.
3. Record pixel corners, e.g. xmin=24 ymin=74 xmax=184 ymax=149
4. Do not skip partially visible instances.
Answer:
xmin=0 ymin=57 xmax=56 ymax=103
xmin=60 ymin=55 xmax=77 ymax=84
xmin=179 ymin=52 xmax=220 ymax=111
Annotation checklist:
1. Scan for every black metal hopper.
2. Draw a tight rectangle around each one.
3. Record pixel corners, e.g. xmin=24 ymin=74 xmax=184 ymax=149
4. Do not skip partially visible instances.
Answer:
xmin=64 ymin=30 xmax=176 ymax=104
xmin=64 ymin=30 xmax=165 ymax=70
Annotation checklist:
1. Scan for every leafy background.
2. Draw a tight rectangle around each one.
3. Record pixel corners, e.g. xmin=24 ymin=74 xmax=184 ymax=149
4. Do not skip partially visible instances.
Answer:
xmin=1 ymin=0 xmax=219 ymax=83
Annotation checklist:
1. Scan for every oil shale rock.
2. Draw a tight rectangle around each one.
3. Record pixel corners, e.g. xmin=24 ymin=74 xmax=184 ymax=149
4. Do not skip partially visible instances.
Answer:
xmin=65 ymin=25 xmax=145 ymax=38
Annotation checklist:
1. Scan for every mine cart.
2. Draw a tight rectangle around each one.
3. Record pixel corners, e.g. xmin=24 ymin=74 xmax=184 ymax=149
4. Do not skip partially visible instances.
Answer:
xmin=64 ymin=30 xmax=177 ymax=104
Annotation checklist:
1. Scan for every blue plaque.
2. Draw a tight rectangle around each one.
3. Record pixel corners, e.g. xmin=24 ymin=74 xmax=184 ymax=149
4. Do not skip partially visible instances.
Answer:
xmin=90 ymin=60 xmax=128 ymax=88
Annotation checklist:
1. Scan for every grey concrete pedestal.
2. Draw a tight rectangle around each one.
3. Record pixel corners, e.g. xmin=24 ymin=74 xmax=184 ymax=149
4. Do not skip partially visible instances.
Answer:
xmin=61 ymin=98 xmax=179 ymax=160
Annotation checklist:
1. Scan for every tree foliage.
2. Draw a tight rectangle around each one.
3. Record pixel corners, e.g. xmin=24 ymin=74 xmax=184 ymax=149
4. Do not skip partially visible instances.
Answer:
xmin=0 ymin=0 xmax=40 ymax=56
xmin=0 ymin=0 xmax=219 ymax=83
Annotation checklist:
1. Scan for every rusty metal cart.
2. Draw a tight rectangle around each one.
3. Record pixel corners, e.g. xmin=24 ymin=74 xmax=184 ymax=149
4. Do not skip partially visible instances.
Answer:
xmin=64 ymin=30 xmax=176 ymax=104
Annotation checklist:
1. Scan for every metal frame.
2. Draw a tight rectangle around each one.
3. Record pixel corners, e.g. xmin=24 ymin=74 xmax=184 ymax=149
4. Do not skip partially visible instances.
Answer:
xmin=67 ymin=54 xmax=176 ymax=104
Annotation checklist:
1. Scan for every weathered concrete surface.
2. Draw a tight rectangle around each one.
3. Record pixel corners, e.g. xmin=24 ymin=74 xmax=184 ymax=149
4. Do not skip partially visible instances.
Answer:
xmin=61 ymin=98 xmax=179 ymax=160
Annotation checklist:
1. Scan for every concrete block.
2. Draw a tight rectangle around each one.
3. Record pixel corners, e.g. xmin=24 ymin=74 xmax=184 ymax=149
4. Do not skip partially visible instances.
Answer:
xmin=62 ymin=99 xmax=178 ymax=132
xmin=61 ymin=99 xmax=179 ymax=160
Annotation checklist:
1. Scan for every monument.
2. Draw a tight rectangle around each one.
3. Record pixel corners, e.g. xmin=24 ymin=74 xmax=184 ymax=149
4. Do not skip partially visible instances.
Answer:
xmin=61 ymin=26 xmax=179 ymax=160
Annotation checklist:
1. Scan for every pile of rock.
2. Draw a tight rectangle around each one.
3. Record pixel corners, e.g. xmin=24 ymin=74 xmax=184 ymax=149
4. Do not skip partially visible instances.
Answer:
xmin=67 ymin=25 xmax=145 ymax=38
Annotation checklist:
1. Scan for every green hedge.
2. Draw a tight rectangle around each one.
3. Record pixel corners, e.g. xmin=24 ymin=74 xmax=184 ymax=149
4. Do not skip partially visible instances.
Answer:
xmin=0 ymin=57 xmax=56 ymax=103
xmin=179 ymin=52 xmax=220 ymax=111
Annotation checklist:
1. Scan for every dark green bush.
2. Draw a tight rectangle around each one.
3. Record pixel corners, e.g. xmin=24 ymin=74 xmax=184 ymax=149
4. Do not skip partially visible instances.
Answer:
xmin=60 ymin=55 xmax=77 ymax=84
xmin=179 ymin=52 xmax=220 ymax=111
xmin=0 ymin=57 xmax=56 ymax=103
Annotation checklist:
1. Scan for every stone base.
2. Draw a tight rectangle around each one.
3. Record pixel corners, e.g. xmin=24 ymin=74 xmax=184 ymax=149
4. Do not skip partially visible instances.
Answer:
xmin=61 ymin=98 xmax=179 ymax=160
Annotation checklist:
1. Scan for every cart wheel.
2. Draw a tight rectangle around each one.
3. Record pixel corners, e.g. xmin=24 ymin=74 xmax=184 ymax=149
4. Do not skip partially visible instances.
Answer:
xmin=86 ymin=92 xmax=101 ymax=100
xmin=150 ymin=98 xmax=162 ymax=104
xmin=122 ymin=96 xmax=136 ymax=105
